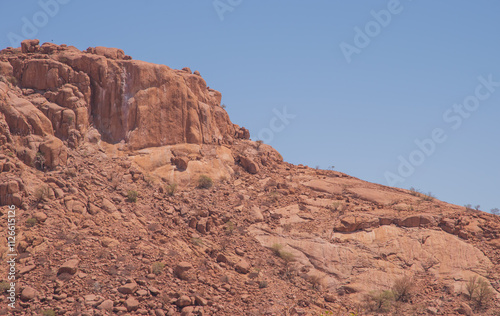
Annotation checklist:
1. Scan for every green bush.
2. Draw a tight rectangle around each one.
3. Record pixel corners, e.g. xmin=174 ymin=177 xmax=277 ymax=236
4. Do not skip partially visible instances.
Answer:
xmin=197 ymin=175 xmax=213 ymax=189
xmin=26 ymin=217 xmax=37 ymax=227
xmin=271 ymin=243 xmax=295 ymax=263
xmin=366 ymin=290 xmax=394 ymax=312
xmin=127 ymin=190 xmax=138 ymax=203
xmin=224 ymin=221 xmax=235 ymax=235
xmin=151 ymin=262 xmax=165 ymax=275
xmin=42 ymin=310 xmax=56 ymax=316
xmin=0 ymin=281 xmax=10 ymax=293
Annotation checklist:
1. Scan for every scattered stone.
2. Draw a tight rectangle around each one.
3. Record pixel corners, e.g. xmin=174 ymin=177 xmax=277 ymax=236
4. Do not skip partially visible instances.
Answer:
xmin=137 ymin=289 xmax=148 ymax=296
xmin=456 ymin=303 xmax=473 ymax=315
xmin=57 ymin=259 xmax=79 ymax=275
xmin=235 ymin=259 xmax=251 ymax=274
xmin=97 ymin=299 xmax=114 ymax=311
xmin=176 ymin=295 xmax=192 ymax=307
xmin=235 ymin=248 xmax=245 ymax=256
xmin=155 ymin=309 xmax=166 ymax=316
xmin=195 ymin=295 xmax=207 ymax=306
xmin=148 ymin=286 xmax=161 ymax=296
xmin=324 ymin=293 xmax=335 ymax=303
xmin=125 ymin=296 xmax=140 ymax=312
xmin=174 ymin=262 xmax=193 ymax=280
xmin=33 ymin=211 xmax=48 ymax=222
xmin=20 ymin=287 xmax=36 ymax=301
xmin=238 ymin=156 xmax=259 ymax=174
xmin=118 ymin=281 xmax=138 ymax=294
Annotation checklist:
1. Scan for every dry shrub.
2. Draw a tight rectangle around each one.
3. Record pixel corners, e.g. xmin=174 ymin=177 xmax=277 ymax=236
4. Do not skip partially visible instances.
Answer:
xmin=392 ymin=275 xmax=414 ymax=302
xmin=365 ymin=290 xmax=394 ymax=312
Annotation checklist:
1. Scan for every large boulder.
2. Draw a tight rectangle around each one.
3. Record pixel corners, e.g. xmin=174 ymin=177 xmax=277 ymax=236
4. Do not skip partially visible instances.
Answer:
xmin=39 ymin=136 xmax=67 ymax=168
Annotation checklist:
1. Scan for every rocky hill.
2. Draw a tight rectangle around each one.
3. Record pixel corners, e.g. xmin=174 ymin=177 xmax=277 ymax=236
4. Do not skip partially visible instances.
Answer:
xmin=0 ymin=40 xmax=499 ymax=316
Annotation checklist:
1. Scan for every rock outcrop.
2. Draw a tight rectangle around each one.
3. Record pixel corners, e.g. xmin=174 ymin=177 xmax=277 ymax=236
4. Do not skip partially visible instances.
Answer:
xmin=0 ymin=39 xmax=249 ymax=171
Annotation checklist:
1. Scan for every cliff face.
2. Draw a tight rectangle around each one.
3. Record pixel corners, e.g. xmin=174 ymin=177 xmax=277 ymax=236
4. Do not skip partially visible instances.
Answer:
xmin=0 ymin=39 xmax=248 ymax=169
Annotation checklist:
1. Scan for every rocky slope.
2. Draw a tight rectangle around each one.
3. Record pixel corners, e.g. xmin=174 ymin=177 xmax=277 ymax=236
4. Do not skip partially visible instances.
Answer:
xmin=0 ymin=40 xmax=499 ymax=316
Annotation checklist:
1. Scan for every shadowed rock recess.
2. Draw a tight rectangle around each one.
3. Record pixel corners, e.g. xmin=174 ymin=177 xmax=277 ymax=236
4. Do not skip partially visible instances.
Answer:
xmin=0 ymin=40 xmax=499 ymax=315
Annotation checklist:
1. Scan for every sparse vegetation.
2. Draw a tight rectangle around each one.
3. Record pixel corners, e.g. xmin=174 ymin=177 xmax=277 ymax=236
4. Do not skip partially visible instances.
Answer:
xmin=127 ymin=190 xmax=138 ymax=203
xmin=191 ymin=237 xmax=204 ymax=246
xmin=26 ymin=217 xmax=37 ymax=227
xmin=475 ymin=277 xmax=494 ymax=308
xmin=197 ymin=175 xmax=213 ymax=189
xmin=409 ymin=187 xmax=434 ymax=201
xmin=224 ymin=221 xmax=235 ymax=235
xmin=466 ymin=276 xmax=494 ymax=308
xmin=474 ymin=205 xmax=481 ymax=211
xmin=165 ymin=183 xmax=177 ymax=196
xmin=464 ymin=204 xmax=474 ymax=212
xmin=0 ymin=281 xmax=10 ymax=293
xmin=221 ymin=103 xmax=226 ymax=109
xmin=491 ymin=208 xmax=500 ymax=216
xmin=151 ymin=262 xmax=165 ymax=275
xmin=392 ymin=275 xmax=413 ymax=302
xmin=42 ymin=310 xmax=56 ymax=316
xmin=34 ymin=151 xmax=45 ymax=170
xmin=421 ymin=192 xmax=434 ymax=201
xmin=267 ymin=191 xmax=280 ymax=205
xmin=256 ymin=140 xmax=263 ymax=149
xmin=271 ymin=243 xmax=295 ymax=263
xmin=271 ymin=243 xmax=284 ymax=256
xmin=258 ymin=280 xmax=268 ymax=288
xmin=365 ymin=290 xmax=394 ymax=313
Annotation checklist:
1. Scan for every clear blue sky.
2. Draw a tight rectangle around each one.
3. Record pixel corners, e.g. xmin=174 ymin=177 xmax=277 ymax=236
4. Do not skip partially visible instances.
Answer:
xmin=1 ymin=0 xmax=499 ymax=212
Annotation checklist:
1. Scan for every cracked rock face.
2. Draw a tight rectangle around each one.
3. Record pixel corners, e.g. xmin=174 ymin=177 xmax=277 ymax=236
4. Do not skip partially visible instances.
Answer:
xmin=1 ymin=39 xmax=249 ymax=170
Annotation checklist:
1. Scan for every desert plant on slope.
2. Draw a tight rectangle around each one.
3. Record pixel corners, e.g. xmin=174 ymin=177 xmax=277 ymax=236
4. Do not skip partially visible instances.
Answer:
xmin=392 ymin=276 xmax=414 ymax=302
xmin=197 ymin=175 xmax=213 ymax=189
xmin=409 ymin=187 xmax=435 ymax=201
xmin=34 ymin=151 xmax=45 ymax=170
xmin=152 ymin=262 xmax=165 ymax=275
xmin=165 ymin=183 xmax=177 ymax=196
xmin=26 ymin=217 xmax=37 ymax=227
xmin=491 ymin=208 xmax=500 ymax=216
xmin=366 ymin=290 xmax=394 ymax=312
xmin=0 ymin=281 xmax=10 ymax=293
xmin=127 ymin=190 xmax=138 ymax=203
xmin=466 ymin=276 xmax=494 ymax=309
